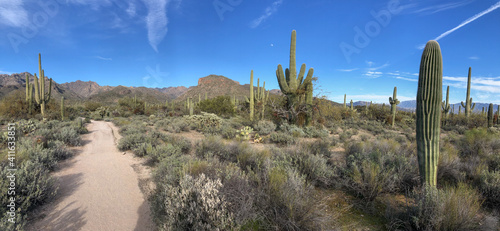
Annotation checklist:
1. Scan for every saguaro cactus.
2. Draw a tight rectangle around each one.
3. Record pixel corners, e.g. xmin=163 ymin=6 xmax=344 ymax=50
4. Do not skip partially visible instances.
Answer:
xmin=389 ymin=87 xmax=400 ymax=127
xmin=488 ymin=103 xmax=493 ymax=127
xmin=250 ymin=70 xmax=254 ymax=121
xmin=276 ymin=30 xmax=314 ymax=124
xmin=61 ymin=97 xmax=65 ymax=120
xmin=254 ymin=78 xmax=270 ymax=120
xmin=189 ymin=97 xmax=194 ymax=116
xmin=34 ymin=53 xmax=52 ymax=118
xmin=344 ymin=94 xmax=347 ymax=109
xmin=25 ymin=73 xmax=33 ymax=115
xmin=461 ymin=67 xmax=475 ymax=117
xmin=416 ymin=40 xmax=442 ymax=187
xmin=441 ymin=86 xmax=450 ymax=119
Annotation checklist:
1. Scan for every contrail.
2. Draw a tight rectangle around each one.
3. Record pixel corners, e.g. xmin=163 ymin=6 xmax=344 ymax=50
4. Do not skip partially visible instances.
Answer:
xmin=419 ymin=1 xmax=500 ymax=49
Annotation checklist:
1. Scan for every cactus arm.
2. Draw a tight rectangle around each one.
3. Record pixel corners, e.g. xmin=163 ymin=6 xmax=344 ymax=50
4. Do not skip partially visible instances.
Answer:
xmin=46 ymin=78 xmax=52 ymax=101
xmin=34 ymin=74 xmax=41 ymax=104
xmin=276 ymin=65 xmax=290 ymax=94
xmin=471 ymin=102 xmax=476 ymax=111
xmin=297 ymin=64 xmax=306 ymax=85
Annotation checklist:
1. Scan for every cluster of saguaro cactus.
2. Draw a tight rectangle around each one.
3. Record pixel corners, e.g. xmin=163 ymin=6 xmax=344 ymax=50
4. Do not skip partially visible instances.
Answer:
xmin=416 ymin=40 xmax=442 ymax=187
xmin=34 ymin=53 xmax=52 ymax=118
xmin=488 ymin=103 xmax=493 ymax=127
xmin=61 ymin=97 xmax=65 ymax=120
xmin=441 ymin=86 xmax=450 ymax=119
xmin=255 ymin=78 xmax=270 ymax=120
xmin=389 ymin=87 xmax=400 ymax=127
xmin=276 ymin=30 xmax=314 ymax=125
xmin=25 ymin=73 xmax=34 ymax=115
xmin=461 ymin=67 xmax=475 ymax=117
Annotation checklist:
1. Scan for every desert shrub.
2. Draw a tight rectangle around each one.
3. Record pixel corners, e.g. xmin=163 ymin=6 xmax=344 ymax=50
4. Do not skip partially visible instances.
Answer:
xmin=256 ymin=166 xmax=326 ymax=230
xmin=220 ymin=123 xmax=236 ymax=139
xmin=237 ymin=148 xmax=272 ymax=172
xmin=47 ymin=140 xmax=72 ymax=161
xmin=132 ymin=142 xmax=154 ymax=157
xmin=195 ymin=136 xmax=244 ymax=162
xmin=197 ymin=95 xmax=235 ymax=118
xmin=254 ymin=120 xmax=276 ymax=135
xmin=117 ymin=133 xmax=148 ymax=151
xmin=150 ymin=144 xmax=183 ymax=162
xmin=119 ymin=123 xmax=150 ymax=136
xmin=301 ymin=138 xmax=332 ymax=157
xmin=478 ymin=170 xmax=500 ymax=208
xmin=269 ymin=132 xmax=297 ymax=146
xmin=52 ymin=126 xmax=81 ymax=146
xmin=159 ymin=174 xmax=236 ymax=230
xmin=282 ymin=146 xmax=336 ymax=188
xmin=18 ymin=138 xmax=70 ymax=170
xmin=0 ymin=160 xmax=57 ymax=230
xmin=387 ymin=184 xmax=484 ymax=231
xmin=341 ymin=139 xmax=419 ymax=201
xmin=438 ymin=143 xmax=464 ymax=186
xmin=162 ymin=134 xmax=191 ymax=154
xmin=303 ymin=125 xmax=329 ymax=138
xmin=167 ymin=117 xmax=190 ymax=133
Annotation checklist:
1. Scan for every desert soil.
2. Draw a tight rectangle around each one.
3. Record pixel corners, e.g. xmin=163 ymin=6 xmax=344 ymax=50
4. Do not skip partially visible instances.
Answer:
xmin=27 ymin=121 xmax=155 ymax=231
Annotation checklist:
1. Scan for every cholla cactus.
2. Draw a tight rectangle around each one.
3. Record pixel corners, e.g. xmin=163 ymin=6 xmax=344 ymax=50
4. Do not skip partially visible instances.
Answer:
xmin=253 ymin=133 xmax=263 ymax=143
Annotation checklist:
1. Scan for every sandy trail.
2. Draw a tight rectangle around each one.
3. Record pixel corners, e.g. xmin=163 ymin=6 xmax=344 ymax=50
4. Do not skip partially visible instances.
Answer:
xmin=27 ymin=121 xmax=154 ymax=231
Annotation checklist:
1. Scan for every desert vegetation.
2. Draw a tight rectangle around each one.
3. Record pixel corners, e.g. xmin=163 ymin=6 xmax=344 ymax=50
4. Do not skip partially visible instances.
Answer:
xmin=0 ymin=32 xmax=499 ymax=231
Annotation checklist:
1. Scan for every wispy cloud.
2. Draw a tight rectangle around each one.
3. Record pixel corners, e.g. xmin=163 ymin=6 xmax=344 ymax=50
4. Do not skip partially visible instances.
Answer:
xmin=126 ymin=2 xmax=137 ymax=17
xmin=0 ymin=0 xmax=29 ymax=28
xmin=367 ymin=63 xmax=389 ymax=71
xmin=0 ymin=70 xmax=12 ymax=75
xmin=95 ymin=56 xmax=112 ymax=61
xmin=396 ymin=76 xmax=418 ymax=82
xmin=364 ymin=71 xmax=383 ymax=78
xmin=469 ymin=56 xmax=479 ymax=60
xmin=250 ymin=0 xmax=283 ymax=28
xmin=337 ymin=68 xmax=358 ymax=72
xmin=141 ymin=0 xmax=170 ymax=52
xmin=412 ymin=0 xmax=473 ymax=15
xmin=443 ymin=76 xmax=500 ymax=93
xmin=419 ymin=1 xmax=500 ymax=49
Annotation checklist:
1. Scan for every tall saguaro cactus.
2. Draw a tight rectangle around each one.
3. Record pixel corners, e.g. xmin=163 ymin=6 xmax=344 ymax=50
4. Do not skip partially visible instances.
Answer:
xmin=61 ymin=97 xmax=65 ymax=120
xmin=249 ymin=70 xmax=255 ymax=121
xmin=461 ymin=67 xmax=475 ymax=117
xmin=488 ymin=103 xmax=493 ymax=128
xmin=416 ymin=40 xmax=442 ymax=187
xmin=441 ymin=86 xmax=450 ymax=119
xmin=34 ymin=53 xmax=52 ymax=118
xmin=389 ymin=87 xmax=400 ymax=127
xmin=344 ymin=94 xmax=347 ymax=109
xmin=276 ymin=30 xmax=314 ymax=124
xmin=25 ymin=73 xmax=33 ymax=115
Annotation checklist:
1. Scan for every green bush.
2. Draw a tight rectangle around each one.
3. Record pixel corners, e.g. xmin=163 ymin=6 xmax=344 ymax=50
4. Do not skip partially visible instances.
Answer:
xmin=303 ymin=125 xmax=329 ymax=138
xmin=478 ymin=170 xmax=500 ymax=207
xmin=52 ymin=126 xmax=81 ymax=146
xmin=387 ymin=184 xmax=484 ymax=231
xmin=269 ymin=132 xmax=296 ymax=146
xmin=198 ymin=96 xmax=235 ymax=118
xmin=254 ymin=120 xmax=276 ymax=135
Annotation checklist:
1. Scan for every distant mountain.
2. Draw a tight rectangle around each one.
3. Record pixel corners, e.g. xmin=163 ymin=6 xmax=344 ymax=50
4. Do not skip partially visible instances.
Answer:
xmin=156 ymin=86 xmax=189 ymax=99
xmin=175 ymin=74 xmax=279 ymax=102
xmin=60 ymin=80 xmax=113 ymax=98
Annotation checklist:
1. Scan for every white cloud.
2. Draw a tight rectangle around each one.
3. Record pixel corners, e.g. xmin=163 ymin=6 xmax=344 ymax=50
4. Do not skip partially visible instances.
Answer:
xmin=0 ymin=70 xmax=12 ymax=75
xmin=126 ymin=2 xmax=137 ymax=17
xmin=141 ymin=0 xmax=170 ymax=52
xmin=337 ymin=68 xmax=358 ymax=72
xmin=367 ymin=63 xmax=389 ymax=71
xmin=0 ymin=0 xmax=29 ymax=28
xmin=443 ymin=76 xmax=500 ymax=93
xmin=364 ymin=71 xmax=383 ymax=78
xmin=250 ymin=0 xmax=283 ymax=28
xmin=469 ymin=56 xmax=479 ymax=60
xmin=396 ymin=76 xmax=418 ymax=82
xmin=413 ymin=0 xmax=473 ymax=15
xmin=95 ymin=56 xmax=112 ymax=61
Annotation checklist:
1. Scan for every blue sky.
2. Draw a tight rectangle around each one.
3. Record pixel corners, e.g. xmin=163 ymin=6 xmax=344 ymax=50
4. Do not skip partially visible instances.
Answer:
xmin=1 ymin=0 xmax=499 ymax=104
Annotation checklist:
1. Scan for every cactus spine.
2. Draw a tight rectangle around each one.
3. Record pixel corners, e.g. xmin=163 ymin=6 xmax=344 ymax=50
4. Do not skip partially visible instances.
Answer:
xmin=276 ymin=30 xmax=314 ymax=125
xmin=488 ymin=103 xmax=493 ymax=127
xmin=61 ymin=96 xmax=65 ymax=120
xmin=460 ymin=67 xmax=475 ymax=117
xmin=416 ymin=40 xmax=442 ymax=187
xmin=249 ymin=70 xmax=255 ymax=121
xmin=389 ymin=87 xmax=400 ymax=127
xmin=34 ymin=53 xmax=52 ymax=118
xmin=441 ymin=86 xmax=450 ymax=119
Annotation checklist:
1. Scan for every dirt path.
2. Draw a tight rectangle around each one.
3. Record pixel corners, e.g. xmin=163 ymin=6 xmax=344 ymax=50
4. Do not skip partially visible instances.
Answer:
xmin=27 ymin=121 xmax=155 ymax=231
